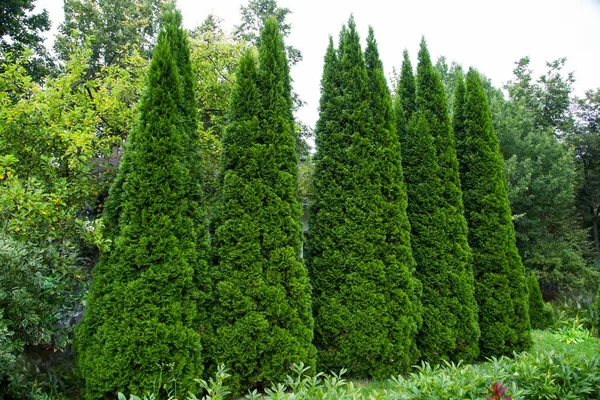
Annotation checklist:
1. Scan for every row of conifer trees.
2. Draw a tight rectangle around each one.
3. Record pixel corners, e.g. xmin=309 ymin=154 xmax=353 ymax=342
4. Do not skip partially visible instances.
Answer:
xmin=307 ymin=16 xmax=531 ymax=379
xmin=73 ymin=9 xmax=533 ymax=400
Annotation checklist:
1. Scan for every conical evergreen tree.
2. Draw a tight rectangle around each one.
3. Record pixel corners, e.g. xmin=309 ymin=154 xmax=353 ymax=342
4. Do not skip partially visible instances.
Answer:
xmin=527 ymin=274 xmax=550 ymax=330
xmin=398 ymin=49 xmax=416 ymax=121
xmin=454 ymin=68 xmax=531 ymax=357
xmin=164 ymin=8 xmax=211 ymax=334
xmin=399 ymin=40 xmax=479 ymax=363
xmin=452 ymin=72 xmax=467 ymax=179
xmin=306 ymin=18 xmax=420 ymax=378
xmin=74 ymin=10 xmax=207 ymax=399
xmin=209 ymin=18 xmax=314 ymax=394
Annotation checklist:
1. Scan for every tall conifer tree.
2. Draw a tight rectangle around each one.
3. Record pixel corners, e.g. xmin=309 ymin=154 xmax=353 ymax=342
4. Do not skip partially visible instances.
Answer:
xmin=165 ymin=9 xmax=211 ymax=332
xmin=398 ymin=49 xmax=416 ymax=121
xmin=397 ymin=41 xmax=479 ymax=363
xmin=527 ymin=274 xmax=550 ymax=330
xmin=307 ymin=18 xmax=420 ymax=378
xmin=74 ymin=8 xmax=207 ymax=399
xmin=454 ymin=69 xmax=531 ymax=357
xmin=209 ymin=18 xmax=314 ymax=393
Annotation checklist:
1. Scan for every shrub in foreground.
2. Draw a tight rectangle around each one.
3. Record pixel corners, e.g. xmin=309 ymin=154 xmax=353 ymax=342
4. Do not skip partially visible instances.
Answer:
xmin=122 ymin=340 xmax=600 ymax=400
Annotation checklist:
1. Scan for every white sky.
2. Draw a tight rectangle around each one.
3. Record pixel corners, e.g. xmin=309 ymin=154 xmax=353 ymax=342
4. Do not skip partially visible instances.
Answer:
xmin=37 ymin=0 xmax=600 ymax=127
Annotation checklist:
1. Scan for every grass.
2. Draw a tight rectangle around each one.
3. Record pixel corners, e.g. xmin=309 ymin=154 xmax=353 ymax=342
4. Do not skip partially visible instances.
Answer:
xmin=124 ymin=330 xmax=600 ymax=399
xmin=531 ymin=329 xmax=600 ymax=358
xmin=358 ymin=329 xmax=600 ymax=394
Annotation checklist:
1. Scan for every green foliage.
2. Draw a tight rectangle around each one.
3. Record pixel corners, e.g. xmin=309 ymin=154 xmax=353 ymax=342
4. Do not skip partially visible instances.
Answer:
xmin=390 ymin=350 xmax=600 ymax=400
xmin=56 ymin=0 xmax=166 ymax=68
xmin=209 ymin=18 xmax=314 ymax=394
xmin=527 ymin=274 xmax=551 ymax=330
xmin=503 ymin=130 xmax=590 ymax=297
xmin=234 ymin=0 xmax=312 ymax=156
xmin=554 ymin=318 xmax=591 ymax=345
xmin=496 ymin=61 xmax=591 ymax=298
xmin=130 ymin=332 xmax=600 ymax=400
xmin=435 ymin=56 xmax=464 ymax=113
xmin=571 ymin=88 xmax=600 ymax=260
xmin=307 ymin=18 xmax=420 ymax=378
xmin=548 ymin=294 xmax=599 ymax=337
xmin=0 ymin=0 xmax=52 ymax=80
xmin=0 ymin=41 xmax=141 ymax=399
xmin=397 ymin=49 xmax=416 ymax=120
xmin=506 ymin=57 xmax=574 ymax=134
xmin=434 ymin=56 xmax=592 ymax=299
xmin=189 ymin=18 xmax=246 ymax=202
xmin=74 ymin=10 xmax=208 ymax=399
xmin=234 ymin=0 xmax=301 ymax=66
xmin=0 ymin=233 xmax=83 ymax=399
xmin=455 ymin=68 xmax=531 ymax=357
xmin=595 ymin=287 xmax=600 ymax=336
xmin=532 ymin=329 xmax=600 ymax=358
xmin=399 ymin=39 xmax=479 ymax=363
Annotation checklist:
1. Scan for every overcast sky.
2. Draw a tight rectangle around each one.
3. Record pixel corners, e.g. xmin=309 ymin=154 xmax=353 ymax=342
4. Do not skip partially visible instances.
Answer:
xmin=37 ymin=0 xmax=600 ymax=127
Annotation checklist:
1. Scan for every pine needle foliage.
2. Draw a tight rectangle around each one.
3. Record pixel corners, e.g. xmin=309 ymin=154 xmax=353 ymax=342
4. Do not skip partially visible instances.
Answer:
xmin=399 ymin=39 xmax=479 ymax=363
xmin=74 ymin=7 xmax=208 ymax=399
xmin=306 ymin=18 xmax=420 ymax=378
xmin=454 ymin=68 xmax=531 ymax=357
xmin=209 ymin=18 xmax=314 ymax=394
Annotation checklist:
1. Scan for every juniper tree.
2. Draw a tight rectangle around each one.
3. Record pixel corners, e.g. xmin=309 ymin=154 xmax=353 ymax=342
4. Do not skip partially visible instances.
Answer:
xmin=398 ymin=40 xmax=479 ymax=363
xmin=306 ymin=18 xmax=420 ymax=378
xmin=209 ymin=18 xmax=314 ymax=393
xmin=74 ymin=9 xmax=208 ymax=399
xmin=454 ymin=68 xmax=531 ymax=357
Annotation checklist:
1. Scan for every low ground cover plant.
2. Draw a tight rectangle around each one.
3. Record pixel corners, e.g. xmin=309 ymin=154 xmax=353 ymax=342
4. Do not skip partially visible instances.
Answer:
xmin=120 ymin=331 xmax=600 ymax=400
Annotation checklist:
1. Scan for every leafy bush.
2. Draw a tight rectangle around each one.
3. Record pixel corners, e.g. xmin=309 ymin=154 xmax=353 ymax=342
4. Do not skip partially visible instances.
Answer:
xmin=549 ymin=294 xmax=598 ymax=336
xmin=0 ymin=233 xmax=85 ymax=399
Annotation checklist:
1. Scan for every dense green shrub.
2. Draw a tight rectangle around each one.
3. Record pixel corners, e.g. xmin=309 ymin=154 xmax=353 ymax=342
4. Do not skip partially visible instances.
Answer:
xmin=396 ymin=40 xmax=479 ymax=363
xmin=74 ymin=9 xmax=209 ymax=399
xmin=548 ymin=294 xmax=599 ymax=337
xmin=306 ymin=18 xmax=420 ymax=378
xmin=527 ymin=274 xmax=551 ymax=330
xmin=0 ymin=234 xmax=83 ymax=399
xmin=454 ymin=69 xmax=531 ymax=357
xmin=209 ymin=18 xmax=314 ymax=394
